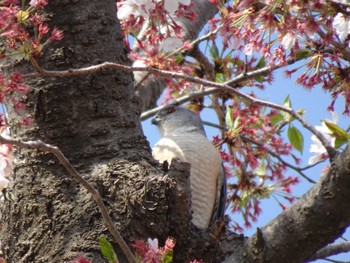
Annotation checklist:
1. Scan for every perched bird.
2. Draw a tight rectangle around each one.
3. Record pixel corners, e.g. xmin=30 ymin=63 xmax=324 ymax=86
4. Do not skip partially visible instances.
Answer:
xmin=151 ymin=105 xmax=226 ymax=229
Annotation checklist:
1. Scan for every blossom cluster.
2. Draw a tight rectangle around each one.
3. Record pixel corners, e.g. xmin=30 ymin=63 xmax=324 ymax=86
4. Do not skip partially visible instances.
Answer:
xmin=133 ymin=237 xmax=175 ymax=263
xmin=117 ymin=0 xmax=196 ymax=93
xmin=213 ymin=99 xmax=298 ymax=230
xmin=203 ymin=1 xmax=350 ymax=113
xmin=1 ymin=0 xmax=63 ymax=59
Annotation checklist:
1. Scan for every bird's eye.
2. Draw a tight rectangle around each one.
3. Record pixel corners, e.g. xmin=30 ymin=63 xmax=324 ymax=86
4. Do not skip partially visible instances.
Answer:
xmin=166 ymin=107 xmax=176 ymax=115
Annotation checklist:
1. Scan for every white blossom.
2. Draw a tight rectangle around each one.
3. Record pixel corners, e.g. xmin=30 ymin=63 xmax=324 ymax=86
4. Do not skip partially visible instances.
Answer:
xmin=281 ymin=33 xmax=297 ymax=49
xmin=0 ymin=176 xmax=9 ymax=191
xmin=332 ymin=13 xmax=350 ymax=39
xmin=244 ymin=43 xmax=254 ymax=55
xmin=308 ymin=112 xmax=338 ymax=165
xmin=147 ymin=238 xmax=159 ymax=252
xmin=117 ymin=0 xmax=153 ymax=20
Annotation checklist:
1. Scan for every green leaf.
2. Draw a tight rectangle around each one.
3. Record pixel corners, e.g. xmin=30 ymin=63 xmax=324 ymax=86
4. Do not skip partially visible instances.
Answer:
xmin=288 ymin=126 xmax=304 ymax=153
xmin=335 ymin=137 xmax=348 ymax=149
xmin=283 ymin=95 xmax=292 ymax=108
xmin=215 ymin=72 xmax=225 ymax=83
xmin=233 ymin=116 xmax=241 ymax=130
xmin=255 ymin=162 xmax=266 ymax=176
xmin=99 ymin=236 xmax=118 ymax=263
xmin=226 ymin=106 xmax=234 ymax=129
xmin=281 ymin=95 xmax=292 ymax=121
xmin=255 ymin=75 xmax=265 ymax=83
xmin=209 ymin=43 xmax=219 ymax=59
xmin=295 ymin=49 xmax=312 ymax=60
xmin=162 ymin=251 xmax=173 ymax=263
xmin=175 ymin=55 xmax=184 ymax=64
xmin=270 ymin=113 xmax=284 ymax=126
xmin=296 ymin=108 xmax=305 ymax=116
xmin=256 ymin=57 xmax=266 ymax=69
xmin=324 ymin=121 xmax=349 ymax=139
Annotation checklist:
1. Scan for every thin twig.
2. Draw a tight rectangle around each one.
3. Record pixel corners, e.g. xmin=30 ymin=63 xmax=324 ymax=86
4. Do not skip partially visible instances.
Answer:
xmin=23 ymin=59 xmax=335 ymax=157
xmin=165 ymin=24 xmax=224 ymax=58
xmin=241 ymin=135 xmax=317 ymax=184
xmin=0 ymin=135 xmax=136 ymax=263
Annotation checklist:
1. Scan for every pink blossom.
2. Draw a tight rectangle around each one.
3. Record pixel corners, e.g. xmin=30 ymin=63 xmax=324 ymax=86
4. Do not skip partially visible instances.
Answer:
xmin=29 ymin=0 xmax=48 ymax=8
xmin=228 ymin=37 xmax=243 ymax=50
xmin=38 ymin=23 xmax=49 ymax=39
xmin=244 ymin=43 xmax=254 ymax=55
xmin=164 ymin=237 xmax=175 ymax=252
xmin=70 ymin=255 xmax=92 ymax=263
xmin=19 ymin=116 xmax=33 ymax=126
xmin=48 ymin=27 xmax=63 ymax=42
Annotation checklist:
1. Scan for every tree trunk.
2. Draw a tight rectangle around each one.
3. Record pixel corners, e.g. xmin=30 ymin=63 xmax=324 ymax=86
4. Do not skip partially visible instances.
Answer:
xmin=0 ymin=1 xmax=167 ymax=262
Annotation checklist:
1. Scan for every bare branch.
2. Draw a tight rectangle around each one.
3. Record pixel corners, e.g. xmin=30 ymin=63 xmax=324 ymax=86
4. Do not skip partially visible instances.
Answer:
xmin=140 ymin=87 xmax=221 ymax=120
xmin=166 ymin=24 xmax=224 ymax=58
xmin=0 ymin=136 xmax=136 ymax=263
xmin=307 ymin=241 xmax=350 ymax=262
xmin=23 ymin=59 xmax=335 ymax=157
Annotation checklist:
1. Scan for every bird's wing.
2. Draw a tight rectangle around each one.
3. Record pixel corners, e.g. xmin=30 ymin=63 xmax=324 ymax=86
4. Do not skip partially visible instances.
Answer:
xmin=210 ymin=164 xmax=227 ymax=225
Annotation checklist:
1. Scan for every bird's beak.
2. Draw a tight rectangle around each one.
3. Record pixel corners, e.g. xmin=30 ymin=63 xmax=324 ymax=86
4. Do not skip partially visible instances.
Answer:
xmin=151 ymin=117 xmax=160 ymax=125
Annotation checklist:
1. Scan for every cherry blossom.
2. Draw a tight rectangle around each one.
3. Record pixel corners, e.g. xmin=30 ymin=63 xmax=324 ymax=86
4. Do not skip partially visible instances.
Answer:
xmin=308 ymin=112 xmax=338 ymax=165
xmin=117 ymin=0 xmax=153 ymax=20
xmin=332 ymin=13 xmax=350 ymax=39
xmin=281 ymin=33 xmax=301 ymax=50
xmin=29 ymin=0 xmax=47 ymax=9
xmin=147 ymin=238 xmax=159 ymax=252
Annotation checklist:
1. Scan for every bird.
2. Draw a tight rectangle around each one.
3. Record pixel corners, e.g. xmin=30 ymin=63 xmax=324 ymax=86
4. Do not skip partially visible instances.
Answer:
xmin=151 ymin=105 xmax=226 ymax=229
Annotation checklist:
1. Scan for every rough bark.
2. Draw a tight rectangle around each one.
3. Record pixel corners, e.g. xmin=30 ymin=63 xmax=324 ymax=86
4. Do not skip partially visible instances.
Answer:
xmin=0 ymin=0 xmax=165 ymax=262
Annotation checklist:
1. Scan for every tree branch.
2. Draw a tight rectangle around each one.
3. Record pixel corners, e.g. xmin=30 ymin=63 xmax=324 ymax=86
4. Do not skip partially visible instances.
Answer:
xmin=307 ymin=241 xmax=350 ymax=262
xmin=0 ymin=136 xmax=136 ymax=263
xmin=236 ymin=146 xmax=350 ymax=263
xmin=24 ymin=59 xmax=335 ymax=158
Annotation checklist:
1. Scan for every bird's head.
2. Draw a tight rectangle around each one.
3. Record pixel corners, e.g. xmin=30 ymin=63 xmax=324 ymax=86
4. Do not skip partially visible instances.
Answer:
xmin=151 ymin=105 xmax=206 ymax=137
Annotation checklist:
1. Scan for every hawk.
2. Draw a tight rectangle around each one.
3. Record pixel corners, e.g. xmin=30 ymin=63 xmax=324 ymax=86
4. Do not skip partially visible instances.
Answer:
xmin=151 ymin=105 xmax=226 ymax=229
